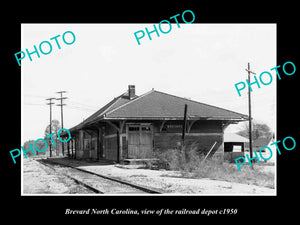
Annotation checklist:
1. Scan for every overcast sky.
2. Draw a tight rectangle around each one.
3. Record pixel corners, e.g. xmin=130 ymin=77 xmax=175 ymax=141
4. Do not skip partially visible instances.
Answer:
xmin=21 ymin=23 xmax=276 ymax=142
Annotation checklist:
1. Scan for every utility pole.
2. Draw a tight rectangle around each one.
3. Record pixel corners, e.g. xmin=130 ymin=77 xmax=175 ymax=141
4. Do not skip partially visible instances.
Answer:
xmin=56 ymin=91 xmax=67 ymax=156
xmin=181 ymin=104 xmax=188 ymax=146
xmin=46 ymin=98 xmax=55 ymax=157
xmin=181 ymin=104 xmax=188 ymax=160
xmin=245 ymin=63 xmax=256 ymax=167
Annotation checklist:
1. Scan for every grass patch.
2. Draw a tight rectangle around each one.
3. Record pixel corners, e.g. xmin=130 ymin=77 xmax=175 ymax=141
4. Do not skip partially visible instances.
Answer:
xmin=153 ymin=147 xmax=274 ymax=189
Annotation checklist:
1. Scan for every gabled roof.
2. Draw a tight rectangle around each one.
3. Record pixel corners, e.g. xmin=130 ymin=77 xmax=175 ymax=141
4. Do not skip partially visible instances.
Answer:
xmin=105 ymin=90 xmax=247 ymax=120
xmin=224 ymin=133 xmax=249 ymax=143
xmin=69 ymin=88 xmax=248 ymax=132
xmin=69 ymin=90 xmax=138 ymax=131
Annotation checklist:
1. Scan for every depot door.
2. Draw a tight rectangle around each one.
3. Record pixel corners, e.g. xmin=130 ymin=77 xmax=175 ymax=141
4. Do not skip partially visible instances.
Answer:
xmin=127 ymin=124 xmax=153 ymax=158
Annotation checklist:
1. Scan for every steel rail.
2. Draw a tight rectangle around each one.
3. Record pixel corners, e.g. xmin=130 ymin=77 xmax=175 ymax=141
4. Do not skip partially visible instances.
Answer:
xmin=39 ymin=159 xmax=161 ymax=194
xmin=38 ymin=160 xmax=103 ymax=193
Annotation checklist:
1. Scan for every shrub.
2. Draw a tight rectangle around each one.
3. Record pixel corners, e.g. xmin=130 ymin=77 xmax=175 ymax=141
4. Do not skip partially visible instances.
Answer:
xmin=154 ymin=148 xmax=182 ymax=170
xmin=154 ymin=145 xmax=204 ymax=171
xmin=153 ymin=145 xmax=274 ymax=188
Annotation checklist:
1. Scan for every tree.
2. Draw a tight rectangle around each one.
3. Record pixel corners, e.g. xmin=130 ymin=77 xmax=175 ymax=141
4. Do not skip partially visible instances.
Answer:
xmin=237 ymin=121 xmax=273 ymax=140
xmin=45 ymin=119 xmax=61 ymax=136
xmin=44 ymin=119 xmax=61 ymax=156
xmin=22 ymin=139 xmax=47 ymax=157
xmin=22 ymin=140 xmax=36 ymax=157
xmin=35 ymin=139 xmax=47 ymax=155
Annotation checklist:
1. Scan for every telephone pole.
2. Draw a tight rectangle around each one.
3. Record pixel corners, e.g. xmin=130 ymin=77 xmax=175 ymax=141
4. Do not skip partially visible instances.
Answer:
xmin=182 ymin=104 xmax=188 ymax=161
xmin=181 ymin=104 xmax=188 ymax=149
xmin=56 ymin=91 xmax=67 ymax=156
xmin=245 ymin=63 xmax=256 ymax=166
xmin=46 ymin=98 xmax=55 ymax=157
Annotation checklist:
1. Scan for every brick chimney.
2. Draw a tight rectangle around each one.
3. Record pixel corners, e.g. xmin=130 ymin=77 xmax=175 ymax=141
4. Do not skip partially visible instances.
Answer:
xmin=128 ymin=85 xmax=135 ymax=99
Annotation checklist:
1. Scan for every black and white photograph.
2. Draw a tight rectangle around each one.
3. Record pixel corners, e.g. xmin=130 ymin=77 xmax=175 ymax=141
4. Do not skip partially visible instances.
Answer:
xmin=21 ymin=23 xmax=276 ymax=195
xmin=4 ymin=5 xmax=298 ymax=221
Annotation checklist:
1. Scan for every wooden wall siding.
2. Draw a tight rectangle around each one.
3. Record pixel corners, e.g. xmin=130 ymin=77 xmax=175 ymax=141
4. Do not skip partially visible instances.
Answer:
xmin=105 ymin=136 xmax=118 ymax=161
xmin=122 ymin=135 xmax=128 ymax=159
xmin=82 ymin=150 xmax=90 ymax=158
xmin=127 ymin=133 xmax=152 ymax=158
xmin=75 ymin=132 xmax=83 ymax=158
xmin=74 ymin=136 xmax=78 ymax=158
xmin=152 ymin=120 xmax=223 ymax=133
xmin=74 ymin=129 xmax=96 ymax=159
xmin=73 ymin=120 xmax=226 ymax=161
xmin=189 ymin=120 xmax=223 ymax=133
xmin=82 ymin=137 xmax=98 ymax=160
xmin=91 ymin=148 xmax=97 ymax=159
xmin=154 ymin=133 xmax=223 ymax=159
xmin=99 ymin=127 xmax=104 ymax=158
xmin=79 ymin=130 xmax=84 ymax=151
xmin=126 ymin=124 xmax=153 ymax=159
xmin=76 ymin=148 xmax=84 ymax=158
xmin=74 ymin=122 xmax=120 ymax=161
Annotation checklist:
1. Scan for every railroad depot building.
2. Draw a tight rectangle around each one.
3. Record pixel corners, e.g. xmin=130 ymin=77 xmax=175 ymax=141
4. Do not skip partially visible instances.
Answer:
xmin=67 ymin=85 xmax=248 ymax=162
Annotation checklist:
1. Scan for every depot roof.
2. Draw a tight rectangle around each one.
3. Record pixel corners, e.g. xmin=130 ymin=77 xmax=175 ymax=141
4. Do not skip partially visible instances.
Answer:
xmin=69 ymin=88 xmax=248 ymax=132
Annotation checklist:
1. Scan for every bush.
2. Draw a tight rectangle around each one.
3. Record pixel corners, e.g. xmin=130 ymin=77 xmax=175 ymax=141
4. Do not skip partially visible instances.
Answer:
xmin=153 ymin=146 xmax=274 ymax=188
xmin=154 ymin=145 xmax=205 ymax=171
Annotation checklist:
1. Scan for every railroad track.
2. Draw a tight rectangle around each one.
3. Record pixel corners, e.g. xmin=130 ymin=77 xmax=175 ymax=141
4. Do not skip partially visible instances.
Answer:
xmin=38 ymin=159 xmax=161 ymax=194
xmin=38 ymin=160 xmax=103 ymax=193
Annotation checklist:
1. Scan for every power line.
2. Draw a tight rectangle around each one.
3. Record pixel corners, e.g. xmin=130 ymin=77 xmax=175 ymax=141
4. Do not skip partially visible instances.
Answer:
xmin=24 ymin=94 xmax=98 ymax=110
xmin=24 ymin=94 xmax=49 ymax=99
xmin=24 ymin=103 xmax=45 ymax=106
xmin=66 ymin=105 xmax=97 ymax=111
xmin=24 ymin=102 xmax=97 ymax=112
xmin=67 ymin=99 xmax=98 ymax=109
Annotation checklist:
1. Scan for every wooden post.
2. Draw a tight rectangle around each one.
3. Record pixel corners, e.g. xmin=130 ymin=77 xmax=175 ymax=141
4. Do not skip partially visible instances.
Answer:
xmin=67 ymin=140 xmax=70 ymax=157
xmin=100 ymin=127 xmax=104 ymax=159
xmin=71 ymin=138 xmax=73 ymax=158
xmin=96 ymin=129 xmax=100 ymax=160
xmin=182 ymin=104 xmax=188 ymax=160
xmin=74 ymin=135 xmax=77 ymax=159
xmin=117 ymin=131 xmax=120 ymax=163
xmin=90 ymin=133 xmax=92 ymax=159
xmin=182 ymin=104 xmax=188 ymax=146
xmin=203 ymin=141 xmax=217 ymax=162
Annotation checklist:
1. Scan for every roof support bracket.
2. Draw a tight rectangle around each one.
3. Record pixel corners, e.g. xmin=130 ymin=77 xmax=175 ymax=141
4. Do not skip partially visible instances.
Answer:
xmin=83 ymin=129 xmax=97 ymax=136
xmin=159 ymin=120 xmax=168 ymax=132
xmin=187 ymin=120 xmax=197 ymax=133
xmin=119 ymin=120 xmax=126 ymax=133
xmin=222 ymin=121 xmax=231 ymax=131
xmin=106 ymin=120 xmax=120 ymax=132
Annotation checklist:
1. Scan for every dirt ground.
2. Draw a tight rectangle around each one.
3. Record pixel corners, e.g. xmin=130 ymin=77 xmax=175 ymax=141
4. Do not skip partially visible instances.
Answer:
xmin=40 ymin=158 xmax=276 ymax=195
xmin=22 ymin=158 xmax=93 ymax=194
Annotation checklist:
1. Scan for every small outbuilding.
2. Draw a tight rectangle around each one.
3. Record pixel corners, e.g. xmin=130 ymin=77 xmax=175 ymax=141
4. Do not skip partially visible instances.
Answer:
xmin=67 ymin=85 xmax=248 ymax=162
xmin=223 ymin=133 xmax=248 ymax=162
